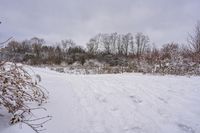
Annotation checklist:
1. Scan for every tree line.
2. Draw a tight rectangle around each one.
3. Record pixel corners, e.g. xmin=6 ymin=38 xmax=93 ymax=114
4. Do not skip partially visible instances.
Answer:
xmin=1 ymin=22 xmax=200 ymax=75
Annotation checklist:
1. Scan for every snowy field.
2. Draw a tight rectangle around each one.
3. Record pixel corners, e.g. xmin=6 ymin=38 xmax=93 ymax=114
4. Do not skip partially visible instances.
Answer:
xmin=1 ymin=67 xmax=200 ymax=133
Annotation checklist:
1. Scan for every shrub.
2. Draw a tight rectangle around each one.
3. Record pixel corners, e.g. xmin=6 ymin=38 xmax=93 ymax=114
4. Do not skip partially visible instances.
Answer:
xmin=0 ymin=62 xmax=51 ymax=132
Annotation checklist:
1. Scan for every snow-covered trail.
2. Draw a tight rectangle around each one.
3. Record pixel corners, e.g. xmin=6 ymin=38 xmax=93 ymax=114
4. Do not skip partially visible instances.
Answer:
xmin=1 ymin=67 xmax=200 ymax=133
xmin=38 ymin=69 xmax=91 ymax=133
xmin=67 ymin=74 xmax=200 ymax=133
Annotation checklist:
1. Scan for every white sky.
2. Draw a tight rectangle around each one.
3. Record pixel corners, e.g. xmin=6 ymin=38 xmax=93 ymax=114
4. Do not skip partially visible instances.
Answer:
xmin=0 ymin=0 xmax=200 ymax=46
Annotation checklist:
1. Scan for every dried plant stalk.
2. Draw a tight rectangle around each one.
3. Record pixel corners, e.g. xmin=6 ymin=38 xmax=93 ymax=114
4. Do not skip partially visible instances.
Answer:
xmin=0 ymin=62 xmax=51 ymax=132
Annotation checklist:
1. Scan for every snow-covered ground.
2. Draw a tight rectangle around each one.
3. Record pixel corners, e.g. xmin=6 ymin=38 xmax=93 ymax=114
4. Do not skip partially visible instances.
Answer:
xmin=1 ymin=67 xmax=200 ymax=133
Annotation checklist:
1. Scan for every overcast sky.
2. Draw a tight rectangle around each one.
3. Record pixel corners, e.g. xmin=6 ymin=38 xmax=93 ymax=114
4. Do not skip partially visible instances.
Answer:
xmin=0 ymin=0 xmax=200 ymax=46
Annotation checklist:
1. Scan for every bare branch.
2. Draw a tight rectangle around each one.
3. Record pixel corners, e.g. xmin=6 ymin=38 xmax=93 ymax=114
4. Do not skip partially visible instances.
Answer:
xmin=0 ymin=37 xmax=13 ymax=45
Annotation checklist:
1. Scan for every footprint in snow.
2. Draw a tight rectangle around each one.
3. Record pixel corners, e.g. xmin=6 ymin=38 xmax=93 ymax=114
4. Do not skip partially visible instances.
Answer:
xmin=124 ymin=126 xmax=142 ymax=133
xmin=177 ymin=123 xmax=195 ymax=133
xmin=129 ymin=95 xmax=143 ymax=104
xmin=95 ymin=95 xmax=107 ymax=103
xmin=157 ymin=97 xmax=168 ymax=104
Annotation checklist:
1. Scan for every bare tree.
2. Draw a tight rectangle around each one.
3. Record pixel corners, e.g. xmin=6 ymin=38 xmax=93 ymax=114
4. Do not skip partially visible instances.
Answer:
xmin=61 ymin=39 xmax=76 ymax=52
xmin=102 ymin=34 xmax=112 ymax=54
xmin=188 ymin=21 xmax=200 ymax=53
xmin=110 ymin=32 xmax=118 ymax=54
xmin=7 ymin=40 xmax=20 ymax=53
xmin=135 ymin=32 xmax=149 ymax=58
xmin=86 ymin=34 xmax=100 ymax=55
xmin=161 ymin=43 xmax=180 ymax=60
xmin=117 ymin=34 xmax=123 ymax=55
xmin=122 ymin=33 xmax=133 ymax=56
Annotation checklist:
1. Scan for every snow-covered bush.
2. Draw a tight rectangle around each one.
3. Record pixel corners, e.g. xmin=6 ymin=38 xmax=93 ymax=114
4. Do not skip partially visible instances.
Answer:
xmin=0 ymin=62 xmax=50 ymax=132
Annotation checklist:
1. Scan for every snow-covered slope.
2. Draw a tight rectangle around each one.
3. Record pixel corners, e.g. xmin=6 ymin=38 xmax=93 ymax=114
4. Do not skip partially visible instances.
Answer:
xmin=1 ymin=67 xmax=200 ymax=133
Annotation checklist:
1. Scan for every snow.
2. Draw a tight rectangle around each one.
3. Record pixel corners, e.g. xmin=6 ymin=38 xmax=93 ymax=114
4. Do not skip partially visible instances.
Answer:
xmin=1 ymin=67 xmax=200 ymax=133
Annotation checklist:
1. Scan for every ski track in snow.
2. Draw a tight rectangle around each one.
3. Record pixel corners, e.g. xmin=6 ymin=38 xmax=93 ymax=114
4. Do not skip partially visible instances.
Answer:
xmin=1 ymin=67 xmax=200 ymax=133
